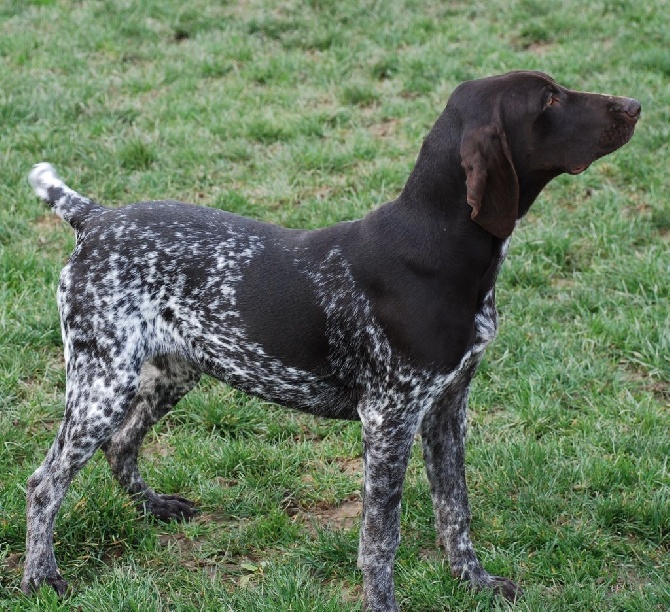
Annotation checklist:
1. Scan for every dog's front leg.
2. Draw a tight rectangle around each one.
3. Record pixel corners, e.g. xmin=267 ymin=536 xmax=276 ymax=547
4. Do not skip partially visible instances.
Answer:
xmin=357 ymin=399 xmax=419 ymax=612
xmin=420 ymin=386 xmax=520 ymax=601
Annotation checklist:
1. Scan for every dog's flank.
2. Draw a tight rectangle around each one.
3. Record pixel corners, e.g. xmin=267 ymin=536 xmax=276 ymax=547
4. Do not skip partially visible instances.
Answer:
xmin=22 ymin=71 xmax=639 ymax=610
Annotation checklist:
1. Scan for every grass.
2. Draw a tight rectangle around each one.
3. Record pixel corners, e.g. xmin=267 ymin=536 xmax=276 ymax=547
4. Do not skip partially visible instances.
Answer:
xmin=0 ymin=0 xmax=668 ymax=610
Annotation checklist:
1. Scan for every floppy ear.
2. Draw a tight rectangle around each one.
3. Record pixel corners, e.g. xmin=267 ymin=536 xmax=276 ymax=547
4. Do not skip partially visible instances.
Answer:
xmin=460 ymin=124 xmax=519 ymax=239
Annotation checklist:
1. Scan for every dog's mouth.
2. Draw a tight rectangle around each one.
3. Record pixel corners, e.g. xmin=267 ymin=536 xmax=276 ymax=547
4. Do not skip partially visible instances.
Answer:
xmin=597 ymin=121 xmax=637 ymax=155
xmin=568 ymin=163 xmax=590 ymax=175
xmin=567 ymin=119 xmax=638 ymax=176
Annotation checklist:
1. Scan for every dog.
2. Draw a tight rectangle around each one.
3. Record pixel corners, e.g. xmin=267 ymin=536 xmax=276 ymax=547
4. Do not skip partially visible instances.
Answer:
xmin=22 ymin=71 xmax=639 ymax=610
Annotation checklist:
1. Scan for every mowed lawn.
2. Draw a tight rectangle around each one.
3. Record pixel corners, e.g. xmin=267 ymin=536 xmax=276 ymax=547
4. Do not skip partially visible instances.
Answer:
xmin=0 ymin=0 xmax=668 ymax=610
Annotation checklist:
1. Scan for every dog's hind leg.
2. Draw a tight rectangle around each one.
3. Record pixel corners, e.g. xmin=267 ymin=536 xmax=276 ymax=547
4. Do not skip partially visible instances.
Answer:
xmin=21 ymin=352 xmax=143 ymax=595
xmin=421 ymin=386 xmax=521 ymax=601
xmin=101 ymin=355 xmax=201 ymax=522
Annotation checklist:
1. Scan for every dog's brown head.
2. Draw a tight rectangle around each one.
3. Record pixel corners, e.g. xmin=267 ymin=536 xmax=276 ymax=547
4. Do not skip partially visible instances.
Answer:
xmin=454 ymin=71 xmax=640 ymax=238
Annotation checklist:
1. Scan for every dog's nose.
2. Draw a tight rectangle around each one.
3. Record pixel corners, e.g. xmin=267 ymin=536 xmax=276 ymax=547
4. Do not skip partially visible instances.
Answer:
xmin=614 ymin=97 xmax=641 ymax=122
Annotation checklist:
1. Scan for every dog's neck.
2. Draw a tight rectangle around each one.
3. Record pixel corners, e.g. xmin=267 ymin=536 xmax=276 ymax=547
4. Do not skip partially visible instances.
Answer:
xmin=517 ymin=171 xmax=561 ymax=219
xmin=400 ymin=113 xmax=560 ymax=231
xmin=400 ymin=114 xmax=466 ymax=216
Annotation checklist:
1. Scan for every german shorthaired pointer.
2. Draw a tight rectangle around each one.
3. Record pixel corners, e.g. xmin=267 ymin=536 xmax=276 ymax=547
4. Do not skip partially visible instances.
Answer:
xmin=22 ymin=71 xmax=639 ymax=609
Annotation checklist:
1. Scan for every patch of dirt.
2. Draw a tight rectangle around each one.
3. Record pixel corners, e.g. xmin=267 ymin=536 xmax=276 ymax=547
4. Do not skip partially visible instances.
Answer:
xmin=290 ymin=456 xmax=364 ymax=528
xmin=309 ymin=496 xmax=362 ymax=531
xmin=618 ymin=362 xmax=669 ymax=402
xmin=418 ymin=546 xmax=442 ymax=563
xmin=333 ymin=456 xmax=363 ymax=478
xmin=197 ymin=510 xmax=228 ymax=524
xmin=33 ymin=213 xmax=64 ymax=230
xmin=525 ymin=41 xmax=554 ymax=55
xmin=32 ymin=213 xmax=71 ymax=248
xmin=551 ymin=277 xmax=577 ymax=290
xmin=369 ymin=117 xmax=401 ymax=139
xmin=604 ymin=565 xmax=654 ymax=596
xmin=212 ymin=476 xmax=240 ymax=488
xmin=100 ymin=543 xmax=127 ymax=564
xmin=141 ymin=438 xmax=173 ymax=459
xmin=18 ymin=352 xmax=65 ymax=399
xmin=337 ymin=581 xmax=363 ymax=603
xmin=2 ymin=552 xmax=22 ymax=571
xmin=157 ymin=532 xmax=204 ymax=556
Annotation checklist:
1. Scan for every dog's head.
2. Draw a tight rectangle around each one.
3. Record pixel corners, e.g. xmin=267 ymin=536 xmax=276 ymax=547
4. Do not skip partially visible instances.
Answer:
xmin=453 ymin=71 xmax=640 ymax=238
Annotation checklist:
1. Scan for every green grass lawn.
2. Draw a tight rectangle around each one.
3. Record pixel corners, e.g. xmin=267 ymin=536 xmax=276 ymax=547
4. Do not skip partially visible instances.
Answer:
xmin=1 ymin=0 xmax=668 ymax=610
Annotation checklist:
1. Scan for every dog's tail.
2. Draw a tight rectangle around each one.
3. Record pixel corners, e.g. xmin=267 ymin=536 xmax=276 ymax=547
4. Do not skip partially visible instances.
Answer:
xmin=28 ymin=163 xmax=104 ymax=229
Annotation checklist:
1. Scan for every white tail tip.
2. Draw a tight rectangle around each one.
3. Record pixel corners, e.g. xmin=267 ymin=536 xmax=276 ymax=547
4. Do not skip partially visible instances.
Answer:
xmin=28 ymin=162 xmax=65 ymax=201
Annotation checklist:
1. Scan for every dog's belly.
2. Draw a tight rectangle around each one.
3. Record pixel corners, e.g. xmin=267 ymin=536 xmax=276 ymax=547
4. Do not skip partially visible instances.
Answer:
xmin=166 ymin=319 xmax=360 ymax=419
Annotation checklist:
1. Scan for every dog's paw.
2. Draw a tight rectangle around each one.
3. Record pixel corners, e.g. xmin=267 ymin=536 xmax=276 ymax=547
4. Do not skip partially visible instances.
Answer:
xmin=21 ymin=571 xmax=69 ymax=597
xmin=143 ymin=493 xmax=197 ymax=522
xmin=490 ymin=575 xmax=523 ymax=602
xmin=453 ymin=563 xmax=522 ymax=602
